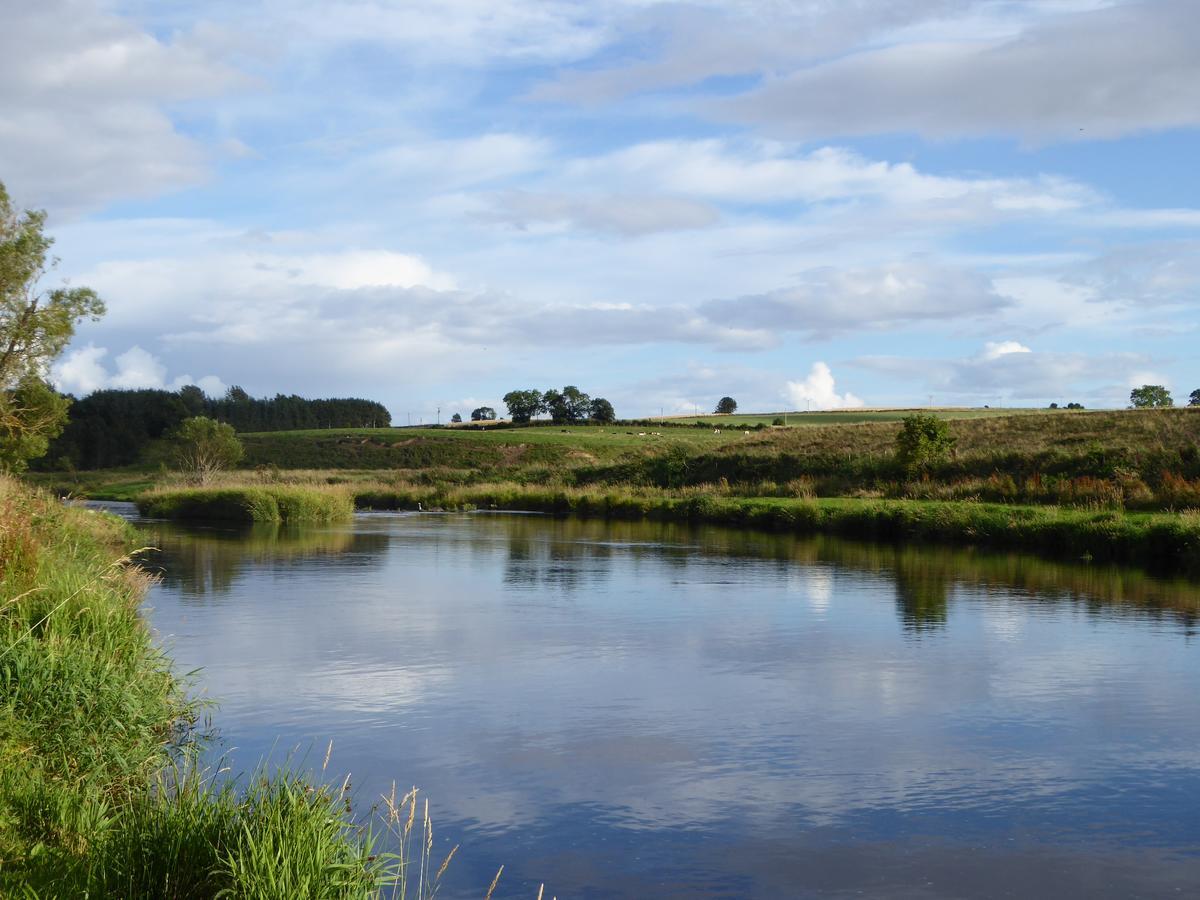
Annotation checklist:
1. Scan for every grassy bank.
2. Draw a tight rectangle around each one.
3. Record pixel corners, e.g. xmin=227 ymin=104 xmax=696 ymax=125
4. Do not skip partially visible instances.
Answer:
xmin=0 ymin=476 xmax=409 ymax=895
xmin=350 ymin=482 xmax=1200 ymax=573
xmin=137 ymin=484 xmax=355 ymax=523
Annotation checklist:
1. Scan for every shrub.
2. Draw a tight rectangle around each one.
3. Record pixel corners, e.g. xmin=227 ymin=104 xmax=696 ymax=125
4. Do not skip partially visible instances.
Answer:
xmin=895 ymin=413 xmax=956 ymax=476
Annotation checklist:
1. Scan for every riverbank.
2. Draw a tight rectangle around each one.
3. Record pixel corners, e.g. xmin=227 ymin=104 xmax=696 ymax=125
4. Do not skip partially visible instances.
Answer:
xmin=0 ymin=476 xmax=399 ymax=895
xmin=353 ymin=484 xmax=1200 ymax=573
xmin=126 ymin=478 xmax=1200 ymax=572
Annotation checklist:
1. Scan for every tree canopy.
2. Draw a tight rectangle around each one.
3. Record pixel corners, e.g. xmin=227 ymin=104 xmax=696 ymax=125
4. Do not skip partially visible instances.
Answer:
xmin=502 ymin=389 xmax=544 ymax=424
xmin=544 ymin=385 xmax=592 ymax=424
xmin=589 ymin=397 xmax=615 ymax=424
xmin=1190 ymin=389 xmax=1200 ymax=408
xmin=1 ymin=181 xmax=104 ymax=471
xmin=1129 ymin=384 xmax=1173 ymax=408
xmin=715 ymin=396 xmax=737 ymax=414
xmin=502 ymin=385 xmax=616 ymax=425
xmin=471 ymin=406 xmax=496 ymax=421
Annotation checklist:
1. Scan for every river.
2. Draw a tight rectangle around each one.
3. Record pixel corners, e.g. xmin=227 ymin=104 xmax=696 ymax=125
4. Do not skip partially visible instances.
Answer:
xmin=114 ymin=505 xmax=1200 ymax=898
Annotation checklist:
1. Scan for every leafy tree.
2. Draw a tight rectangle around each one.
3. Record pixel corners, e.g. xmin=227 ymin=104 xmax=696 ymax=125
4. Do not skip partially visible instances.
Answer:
xmin=471 ymin=406 xmax=496 ymax=421
xmin=0 ymin=181 xmax=104 ymax=470
xmin=541 ymin=389 xmax=563 ymax=423
xmin=772 ymin=417 xmax=785 ymax=426
xmin=1048 ymin=402 xmax=1058 ymax=409
xmin=0 ymin=378 xmax=70 ymax=472
xmin=1129 ymin=384 xmax=1173 ymax=408
xmin=503 ymin=389 xmax=544 ymax=424
xmin=589 ymin=397 xmax=615 ymax=424
xmin=544 ymin=385 xmax=591 ymax=424
xmin=895 ymin=413 xmax=956 ymax=476
xmin=1066 ymin=402 xmax=1085 ymax=410
xmin=715 ymin=396 xmax=737 ymax=414
xmin=450 ymin=412 xmax=462 ymax=423
xmin=1190 ymin=389 xmax=1200 ymax=407
xmin=169 ymin=416 xmax=243 ymax=485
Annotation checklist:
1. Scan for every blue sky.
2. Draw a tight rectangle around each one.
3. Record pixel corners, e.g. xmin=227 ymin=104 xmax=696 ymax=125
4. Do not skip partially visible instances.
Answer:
xmin=3 ymin=0 xmax=1198 ymax=419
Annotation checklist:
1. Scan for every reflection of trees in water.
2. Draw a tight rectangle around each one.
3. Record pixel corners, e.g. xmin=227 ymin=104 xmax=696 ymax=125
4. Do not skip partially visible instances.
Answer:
xmin=501 ymin=521 xmax=615 ymax=592
xmin=892 ymin=557 xmax=951 ymax=632
xmin=142 ymin=522 xmax=382 ymax=600
xmin=495 ymin=516 xmax=708 ymax=592
xmin=489 ymin=514 xmax=1200 ymax=629
xmin=142 ymin=511 xmax=1200 ymax=627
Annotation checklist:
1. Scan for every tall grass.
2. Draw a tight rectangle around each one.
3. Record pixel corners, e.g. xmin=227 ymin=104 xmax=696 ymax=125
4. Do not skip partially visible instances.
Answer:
xmin=137 ymin=485 xmax=355 ymax=523
xmin=0 ymin=477 xmax=453 ymax=896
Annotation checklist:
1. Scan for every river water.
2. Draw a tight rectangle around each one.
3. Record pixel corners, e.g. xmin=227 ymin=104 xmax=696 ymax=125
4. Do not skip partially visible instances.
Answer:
xmin=118 ymin=505 xmax=1200 ymax=898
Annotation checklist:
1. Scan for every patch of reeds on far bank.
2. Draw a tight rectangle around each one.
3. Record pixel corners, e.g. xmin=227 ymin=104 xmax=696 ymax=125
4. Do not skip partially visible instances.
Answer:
xmin=137 ymin=482 xmax=355 ymax=523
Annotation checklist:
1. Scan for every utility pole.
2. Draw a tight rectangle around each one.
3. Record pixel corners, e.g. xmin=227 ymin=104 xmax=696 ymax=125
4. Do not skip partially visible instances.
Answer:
xmin=437 ymin=406 xmax=440 ymax=426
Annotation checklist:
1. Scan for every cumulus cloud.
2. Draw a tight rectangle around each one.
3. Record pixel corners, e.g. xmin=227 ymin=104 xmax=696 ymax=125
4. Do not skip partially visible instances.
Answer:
xmin=785 ymin=363 xmax=864 ymax=411
xmin=981 ymin=341 xmax=1032 ymax=360
xmin=52 ymin=344 xmax=225 ymax=397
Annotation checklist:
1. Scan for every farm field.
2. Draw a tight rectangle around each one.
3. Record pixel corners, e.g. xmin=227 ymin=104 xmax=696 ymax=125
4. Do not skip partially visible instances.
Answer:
xmin=660 ymin=407 xmax=1052 ymax=426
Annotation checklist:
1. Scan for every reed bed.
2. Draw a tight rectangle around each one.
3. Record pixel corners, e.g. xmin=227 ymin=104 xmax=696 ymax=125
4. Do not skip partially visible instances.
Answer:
xmin=137 ymin=484 xmax=355 ymax=523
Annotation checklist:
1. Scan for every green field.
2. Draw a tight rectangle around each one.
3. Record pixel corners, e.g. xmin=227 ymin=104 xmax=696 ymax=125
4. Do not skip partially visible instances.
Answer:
xmin=659 ymin=407 xmax=1052 ymax=426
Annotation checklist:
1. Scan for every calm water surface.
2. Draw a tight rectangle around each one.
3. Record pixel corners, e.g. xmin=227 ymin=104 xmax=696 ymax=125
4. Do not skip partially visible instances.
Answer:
xmin=119 ymin=506 xmax=1200 ymax=898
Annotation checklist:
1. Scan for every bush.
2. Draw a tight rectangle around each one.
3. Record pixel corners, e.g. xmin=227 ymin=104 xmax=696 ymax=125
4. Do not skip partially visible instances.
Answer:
xmin=895 ymin=413 xmax=956 ymax=476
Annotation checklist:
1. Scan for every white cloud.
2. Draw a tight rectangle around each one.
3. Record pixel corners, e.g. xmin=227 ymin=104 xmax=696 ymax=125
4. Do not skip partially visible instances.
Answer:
xmin=109 ymin=346 xmax=167 ymax=389
xmin=484 ymin=191 xmax=719 ymax=236
xmin=52 ymin=343 xmax=225 ymax=397
xmin=785 ymin=363 xmax=864 ymax=411
xmin=0 ymin=0 xmax=249 ymax=215
xmin=854 ymin=342 xmax=1154 ymax=405
xmin=52 ymin=344 xmax=110 ymax=395
xmin=700 ymin=262 xmax=1011 ymax=339
xmin=981 ymin=341 xmax=1032 ymax=360
xmin=713 ymin=2 xmax=1200 ymax=142
xmin=275 ymin=0 xmax=620 ymax=65
xmin=1067 ymin=240 xmax=1200 ymax=308
xmin=563 ymin=141 xmax=1094 ymax=213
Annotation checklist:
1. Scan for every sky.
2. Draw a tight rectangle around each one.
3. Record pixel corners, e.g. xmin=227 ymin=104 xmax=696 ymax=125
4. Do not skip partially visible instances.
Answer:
xmin=3 ymin=0 xmax=1198 ymax=420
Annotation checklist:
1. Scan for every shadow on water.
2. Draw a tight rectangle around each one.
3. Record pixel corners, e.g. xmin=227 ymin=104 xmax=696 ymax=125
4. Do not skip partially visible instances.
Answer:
xmin=136 ymin=520 xmax=388 ymax=600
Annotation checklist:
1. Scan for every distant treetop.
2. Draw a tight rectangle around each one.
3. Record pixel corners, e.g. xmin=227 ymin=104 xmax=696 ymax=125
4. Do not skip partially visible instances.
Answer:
xmin=1129 ymin=384 xmax=1173 ymax=408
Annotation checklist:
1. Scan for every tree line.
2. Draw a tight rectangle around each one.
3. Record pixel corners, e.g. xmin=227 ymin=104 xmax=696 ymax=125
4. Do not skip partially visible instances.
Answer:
xmin=41 ymin=386 xmax=391 ymax=470
xmin=500 ymin=386 xmax=615 ymax=425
